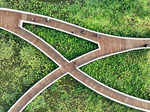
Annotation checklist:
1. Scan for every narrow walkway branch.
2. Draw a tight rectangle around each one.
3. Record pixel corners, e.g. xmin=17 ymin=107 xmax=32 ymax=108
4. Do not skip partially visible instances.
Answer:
xmin=9 ymin=68 xmax=67 ymax=112
xmin=15 ymin=27 xmax=69 ymax=65
xmin=70 ymin=69 xmax=150 ymax=111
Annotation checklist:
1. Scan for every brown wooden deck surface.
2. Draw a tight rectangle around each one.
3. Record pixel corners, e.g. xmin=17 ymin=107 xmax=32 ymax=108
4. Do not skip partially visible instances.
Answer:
xmin=0 ymin=9 xmax=150 ymax=112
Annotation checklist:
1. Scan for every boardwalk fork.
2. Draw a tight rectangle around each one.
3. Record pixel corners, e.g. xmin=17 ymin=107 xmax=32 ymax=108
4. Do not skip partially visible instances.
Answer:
xmin=0 ymin=8 xmax=150 ymax=112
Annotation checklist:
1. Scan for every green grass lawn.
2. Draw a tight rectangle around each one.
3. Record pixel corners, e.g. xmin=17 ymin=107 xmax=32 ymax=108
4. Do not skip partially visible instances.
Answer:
xmin=0 ymin=0 xmax=150 ymax=112
xmin=23 ymin=24 xmax=98 ymax=60
xmin=81 ymin=49 xmax=150 ymax=100
xmin=0 ymin=29 xmax=57 ymax=111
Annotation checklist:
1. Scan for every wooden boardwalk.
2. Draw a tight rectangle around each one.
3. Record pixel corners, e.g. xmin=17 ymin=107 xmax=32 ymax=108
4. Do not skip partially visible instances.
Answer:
xmin=0 ymin=8 xmax=150 ymax=112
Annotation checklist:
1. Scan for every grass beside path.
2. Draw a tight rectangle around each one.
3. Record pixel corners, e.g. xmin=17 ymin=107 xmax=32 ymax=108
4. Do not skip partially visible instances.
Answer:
xmin=23 ymin=75 xmax=141 ymax=112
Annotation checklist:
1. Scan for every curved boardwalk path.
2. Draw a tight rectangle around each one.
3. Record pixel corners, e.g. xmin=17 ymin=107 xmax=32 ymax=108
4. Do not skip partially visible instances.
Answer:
xmin=0 ymin=8 xmax=150 ymax=112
